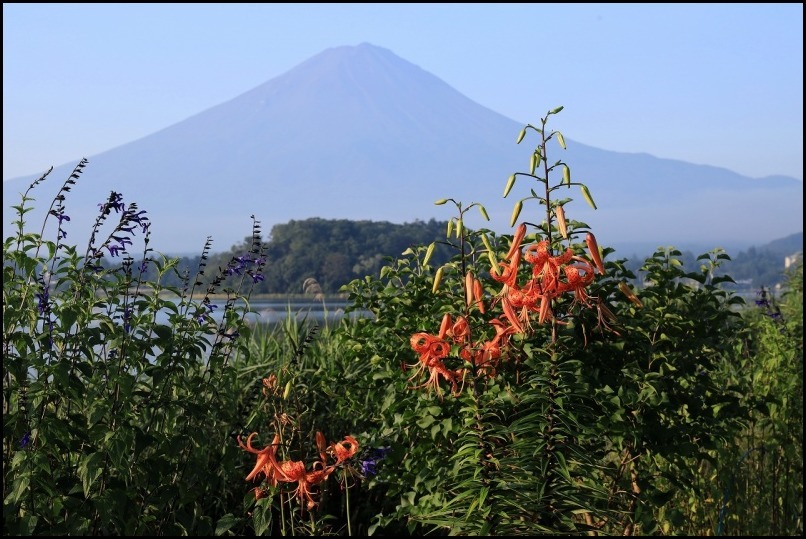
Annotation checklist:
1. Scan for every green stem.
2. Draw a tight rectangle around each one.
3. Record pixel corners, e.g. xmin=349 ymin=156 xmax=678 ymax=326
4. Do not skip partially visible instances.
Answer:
xmin=344 ymin=473 xmax=352 ymax=536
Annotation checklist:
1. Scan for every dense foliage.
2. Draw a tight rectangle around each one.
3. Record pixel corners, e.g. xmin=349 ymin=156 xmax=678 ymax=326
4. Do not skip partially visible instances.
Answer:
xmin=3 ymin=109 xmax=802 ymax=536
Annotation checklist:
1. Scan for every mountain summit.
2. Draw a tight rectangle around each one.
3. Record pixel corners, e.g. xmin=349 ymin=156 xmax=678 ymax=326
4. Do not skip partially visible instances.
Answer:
xmin=3 ymin=43 xmax=802 ymax=255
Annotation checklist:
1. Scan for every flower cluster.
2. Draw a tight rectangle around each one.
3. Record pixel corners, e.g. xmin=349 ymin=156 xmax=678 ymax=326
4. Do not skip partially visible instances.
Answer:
xmin=195 ymin=300 xmax=218 ymax=324
xmin=237 ymin=430 xmax=359 ymax=510
xmin=224 ymin=253 xmax=267 ymax=284
xmin=409 ymin=224 xmax=607 ymax=397
xmin=755 ymin=287 xmax=784 ymax=323
xmin=493 ymin=225 xmax=605 ymax=331
xmin=90 ymin=192 xmax=151 ymax=262
xmin=409 ymin=312 xmax=517 ymax=397
xmin=359 ymin=446 xmax=391 ymax=478
xmin=49 ymin=208 xmax=70 ymax=240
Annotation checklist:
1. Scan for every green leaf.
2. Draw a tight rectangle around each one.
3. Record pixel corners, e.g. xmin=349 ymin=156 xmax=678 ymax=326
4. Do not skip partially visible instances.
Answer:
xmin=417 ymin=415 xmax=436 ymax=428
xmin=215 ymin=514 xmax=238 ymax=536
xmin=8 ymin=475 xmax=30 ymax=505
xmin=479 ymin=486 xmax=489 ymax=507
xmin=88 ymin=401 xmax=109 ymax=428
xmin=78 ymin=452 xmax=104 ymax=497
xmin=252 ymin=499 xmax=272 ymax=536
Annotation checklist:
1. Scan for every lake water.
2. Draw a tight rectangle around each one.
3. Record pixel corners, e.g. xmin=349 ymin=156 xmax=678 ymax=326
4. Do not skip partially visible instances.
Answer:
xmin=234 ymin=299 xmax=369 ymax=325
xmin=177 ymin=298 xmax=372 ymax=326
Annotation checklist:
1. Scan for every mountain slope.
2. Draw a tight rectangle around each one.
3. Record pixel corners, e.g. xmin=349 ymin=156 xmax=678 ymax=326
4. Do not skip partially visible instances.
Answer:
xmin=3 ymin=43 xmax=802 ymax=256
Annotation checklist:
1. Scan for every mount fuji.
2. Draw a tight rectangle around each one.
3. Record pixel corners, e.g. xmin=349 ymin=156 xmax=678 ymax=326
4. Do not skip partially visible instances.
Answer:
xmin=3 ymin=43 xmax=802 ymax=256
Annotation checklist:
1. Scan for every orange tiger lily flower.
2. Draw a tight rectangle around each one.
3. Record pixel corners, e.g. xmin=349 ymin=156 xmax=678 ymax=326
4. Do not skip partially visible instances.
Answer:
xmin=461 ymin=345 xmax=496 ymax=377
xmin=262 ymin=374 xmax=279 ymax=396
xmin=316 ymin=431 xmax=328 ymax=463
xmin=410 ymin=333 xmax=451 ymax=363
xmin=489 ymin=317 xmax=517 ymax=346
xmin=550 ymin=246 xmax=574 ymax=268
xmin=465 ymin=270 xmax=475 ymax=309
xmin=329 ymin=435 xmax=360 ymax=464
xmin=237 ymin=432 xmax=281 ymax=484
xmin=618 ymin=281 xmax=643 ymax=308
xmin=409 ymin=332 xmax=457 ymax=396
xmin=537 ymin=294 xmax=553 ymax=325
xmin=501 ymin=296 xmax=525 ymax=334
xmin=523 ymin=240 xmax=550 ymax=268
xmin=438 ymin=313 xmax=452 ymax=339
xmin=449 ymin=315 xmax=471 ymax=344
xmin=559 ymin=259 xmax=596 ymax=307
xmin=273 ymin=458 xmax=329 ymax=510
xmin=505 ymin=223 xmax=528 ymax=261
xmin=424 ymin=359 xmax=459 ymax=396
xmin=473 ymin=277 xmax=486 ymax=314
xmin=524 ymin=241 xmax=570 ymax=294
xmin=491 ymin=248 xmax=521 ymax=288
xmin=586 ymin=232 xmax=605 ymax=274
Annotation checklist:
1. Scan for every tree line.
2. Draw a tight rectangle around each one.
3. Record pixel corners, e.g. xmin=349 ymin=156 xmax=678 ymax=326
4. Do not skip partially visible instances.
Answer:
xmin=110 ymin=220 xmax=801 ymax=295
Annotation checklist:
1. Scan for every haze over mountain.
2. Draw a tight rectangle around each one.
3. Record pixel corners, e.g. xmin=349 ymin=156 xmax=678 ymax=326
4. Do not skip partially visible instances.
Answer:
xmin=3 ymin=43 xmax=802 ymax=257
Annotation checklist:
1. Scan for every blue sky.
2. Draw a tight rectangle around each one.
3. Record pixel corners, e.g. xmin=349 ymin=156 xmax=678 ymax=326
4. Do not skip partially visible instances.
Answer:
xmin=3 ymin=3 xmax=803 ymax=181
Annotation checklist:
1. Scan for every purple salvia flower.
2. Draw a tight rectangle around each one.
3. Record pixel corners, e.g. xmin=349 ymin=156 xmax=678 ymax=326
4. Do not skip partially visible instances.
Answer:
xmin=359 ymin=447 xmax=391 ymax=477
xmin=35 ymin=288 xmax=49 ymax=315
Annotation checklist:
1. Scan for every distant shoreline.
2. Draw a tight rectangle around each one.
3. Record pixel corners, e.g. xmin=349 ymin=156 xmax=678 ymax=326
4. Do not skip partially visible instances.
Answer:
xmin=114 ymin=288 xmax=349 ymax=302
xmin=185 ymin=293 xmax=348 ymax=302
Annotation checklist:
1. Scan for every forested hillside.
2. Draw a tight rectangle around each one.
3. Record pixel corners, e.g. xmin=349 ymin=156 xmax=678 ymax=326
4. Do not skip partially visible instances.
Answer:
xmin=620 ymin=232 xmax=803 ymax=292
xmin=129 ymin=220 xmax=801 ymax=295
xmin=138 ymin=218 xmax=455 ymax=294
xmin=722 ymin=231 xmax=803 ymax=288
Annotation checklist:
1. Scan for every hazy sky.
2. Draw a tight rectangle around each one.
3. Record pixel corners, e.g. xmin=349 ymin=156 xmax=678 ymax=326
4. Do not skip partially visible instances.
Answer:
xmin=3 ymin=3 xmax=803 ymax=182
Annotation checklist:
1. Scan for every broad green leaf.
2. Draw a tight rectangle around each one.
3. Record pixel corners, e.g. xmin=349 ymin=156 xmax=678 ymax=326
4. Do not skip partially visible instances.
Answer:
xmin=8 ymin=475 xmax=30 ymax=505
xmin=78 ymin=452 xmax=104 ymax=497
xmin=215 ymin=514 xmax=238 ymax=536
